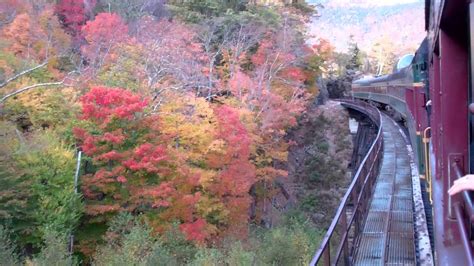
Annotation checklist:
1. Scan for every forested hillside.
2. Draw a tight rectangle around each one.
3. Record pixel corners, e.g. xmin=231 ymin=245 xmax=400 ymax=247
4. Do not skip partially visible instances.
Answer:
xmin=0 ymin=0 xmax=332 ymax=264
xmin=307 ymin=0 xmax=425 ymax=54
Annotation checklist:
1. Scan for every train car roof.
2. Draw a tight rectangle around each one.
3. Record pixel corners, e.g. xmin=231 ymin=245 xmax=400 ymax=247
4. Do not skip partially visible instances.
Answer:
xmin=353 ymin=67 xmax=410 ymax=86
xmin=353 ymin=39 xmax=427 ymax=87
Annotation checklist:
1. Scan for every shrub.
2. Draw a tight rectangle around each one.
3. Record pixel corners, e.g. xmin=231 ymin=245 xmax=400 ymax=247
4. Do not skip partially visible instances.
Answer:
xmin=256 ymin=219 xmax=320 ymax=265
xmin=0 ymin=226 xmax=19 ymax=266
xmin=29 ymin=229 xmax=77 ymax=266
xmin=94 ymin=213 xmax=178 ymax=266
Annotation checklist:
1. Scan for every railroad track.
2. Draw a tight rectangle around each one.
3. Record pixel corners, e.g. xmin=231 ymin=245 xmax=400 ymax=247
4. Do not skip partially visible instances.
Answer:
xmin=352 ymin=113 xmax=416 ymax=265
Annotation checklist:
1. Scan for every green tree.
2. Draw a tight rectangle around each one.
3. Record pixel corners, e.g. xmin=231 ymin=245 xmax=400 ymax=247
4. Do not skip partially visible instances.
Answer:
xmin=225 ymin=242 xmax=256 ymax=266
xmin=15 ymin=133 xmax=83 ymax=237
xmin=0 ymin=130 xmax=83 ymax=248
xmin=189 ymin=248 xmax=225 ymax=266
xmin=347 ymin=41 xmax=363 ymax=71
xmin=168 ymin=0 xmax=249 ymax=23
xmin=255 ymin=218 xmax=321 ymax=265
xmin=0 ymin=226 xmax=19 ymax=266
xmin=0 ymin=122 xmax=33 ymax=244
xmin=94 ymin=213 xmax=177 ymax=266
xmin=29 ymin=229 xmax=77 ymax=266
xmin=98 ymin=0 xmax=169 ymax=23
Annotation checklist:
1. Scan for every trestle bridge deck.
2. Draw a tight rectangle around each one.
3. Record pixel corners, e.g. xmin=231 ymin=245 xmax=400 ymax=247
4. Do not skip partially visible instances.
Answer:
xmin=311 ymin=100 xmax=432 ymax=266
xmin=353 ymin=114 xmax=415 ymax=265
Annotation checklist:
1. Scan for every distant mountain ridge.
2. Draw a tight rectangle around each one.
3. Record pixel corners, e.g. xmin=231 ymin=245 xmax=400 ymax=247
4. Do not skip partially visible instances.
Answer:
xmin=307 ymin=0 xmax=425 ymax=54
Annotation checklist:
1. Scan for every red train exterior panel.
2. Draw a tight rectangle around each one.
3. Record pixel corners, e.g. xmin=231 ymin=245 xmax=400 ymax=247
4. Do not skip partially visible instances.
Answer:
xmin=431 ymin=54 xmax=441 ymax=178
xmin=431 ymin=28 xmax=469 ymax=265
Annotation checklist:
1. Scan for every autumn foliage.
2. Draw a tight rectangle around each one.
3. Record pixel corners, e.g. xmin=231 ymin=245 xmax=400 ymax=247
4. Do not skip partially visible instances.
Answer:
xmin=74 ymin=87 xmax=257 ymax=242
xmin=2 ymin=7 xmax=70 ymax=61
xmin=81 ymin=13 xmax=129 ymax=69
xmin=55 ymin=0 xmax=96 ymax=37
xmin=1 ymin=0 xmax=327 ymax=258
xmin=68 ymin=8 xmax=319 ymax=245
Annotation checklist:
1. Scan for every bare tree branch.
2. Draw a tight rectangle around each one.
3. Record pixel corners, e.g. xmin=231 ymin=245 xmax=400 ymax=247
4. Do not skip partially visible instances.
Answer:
xmin=0 ymin=61 xmax=48 ymax=88
xmin=0 ymin=81 xmax=64 ymax=103
xmin=0 ymin=71 xmax=77 ymax=103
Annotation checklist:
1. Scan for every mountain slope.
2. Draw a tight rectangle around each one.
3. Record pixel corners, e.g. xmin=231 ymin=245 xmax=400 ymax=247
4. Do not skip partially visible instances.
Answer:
xmin=307 ymin=0 xmax=425 ymax=54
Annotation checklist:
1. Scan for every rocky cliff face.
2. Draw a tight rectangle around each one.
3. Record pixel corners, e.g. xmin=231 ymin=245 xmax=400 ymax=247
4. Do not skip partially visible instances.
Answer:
xmin=264 ymin=101 xmax=353 ymax=227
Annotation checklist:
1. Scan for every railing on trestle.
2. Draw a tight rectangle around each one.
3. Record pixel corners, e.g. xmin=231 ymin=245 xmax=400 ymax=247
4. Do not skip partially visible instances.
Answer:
xmin=452 ymin=162 xmax=474 ymax=265
xmin=310 ymin=99 xmax=383 ymax=266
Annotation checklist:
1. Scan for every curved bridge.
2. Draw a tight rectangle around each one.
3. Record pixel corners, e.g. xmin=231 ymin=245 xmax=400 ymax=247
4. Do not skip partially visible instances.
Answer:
xmin=353 ymin=113 xmax=415 ymax=265
xmin=310 ymin=100 xmax=433 ymax=266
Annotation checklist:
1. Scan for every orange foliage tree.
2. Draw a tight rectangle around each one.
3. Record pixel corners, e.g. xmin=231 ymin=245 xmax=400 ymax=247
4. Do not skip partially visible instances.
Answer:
xmin=2 ymin=7 xmax=70 ymax=61
xmin=220 ymin=28 xmax=314 ymax=221
xmin=75 ymin=87 xmax=256 ymax=243
xmin=0 ymin=4 xmax=74 ymax=104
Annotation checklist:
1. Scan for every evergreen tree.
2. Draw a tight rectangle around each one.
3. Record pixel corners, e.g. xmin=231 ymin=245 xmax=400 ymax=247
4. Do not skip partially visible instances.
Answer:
xmin=347 ymin=42 xmax=362 ymax=71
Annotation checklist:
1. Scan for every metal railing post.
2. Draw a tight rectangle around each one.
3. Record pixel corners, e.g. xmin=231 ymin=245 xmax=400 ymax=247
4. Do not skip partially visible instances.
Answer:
xmin=451 ymin=162 xmax=474 ymax=263
xmin=341 ymin=206 xmax=349 ymax=266
xmin=74 ymin=151 xmax=82 ymax=194
xmin=69 ymin=150 xmax=82 ymax=254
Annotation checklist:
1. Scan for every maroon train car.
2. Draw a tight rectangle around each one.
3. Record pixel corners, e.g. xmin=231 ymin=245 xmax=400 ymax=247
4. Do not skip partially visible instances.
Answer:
xmin=426 ymin=0 xmax=474 ymax=264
